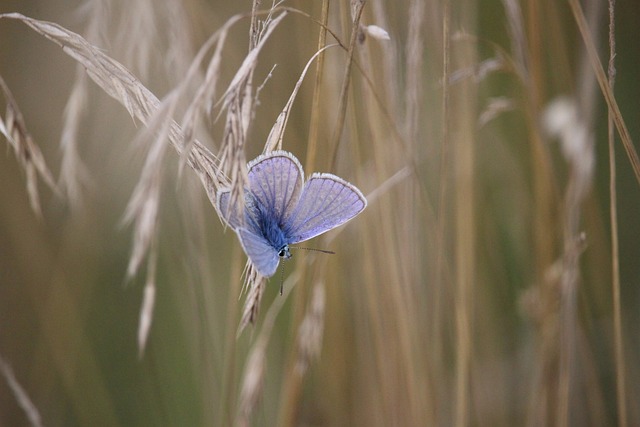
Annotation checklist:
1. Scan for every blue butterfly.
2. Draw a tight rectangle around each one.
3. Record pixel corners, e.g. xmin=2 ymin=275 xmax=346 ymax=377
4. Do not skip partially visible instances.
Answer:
xmin=216 ymin=150 xmax=367 ymax=277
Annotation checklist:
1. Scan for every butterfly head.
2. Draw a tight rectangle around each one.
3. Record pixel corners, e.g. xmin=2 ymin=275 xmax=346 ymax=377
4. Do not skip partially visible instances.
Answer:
xmin=278 ymin=245 xmax=292 ymax=260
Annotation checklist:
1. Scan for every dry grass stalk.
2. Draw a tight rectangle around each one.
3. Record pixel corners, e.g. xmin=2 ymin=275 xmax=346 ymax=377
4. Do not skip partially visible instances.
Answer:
xmin=0 ymin=13 xmax=222 ymax=201
xmin=58 ymin=69 xmax=92 ymax=210
xmin=216 ymin=6 xmax=291 ymax=332
xmin=0 ymin=355 xmax=43 ymax=427
xmin=607 ymin=1 xmax=627 ymax=425
xmin=236 ymin=335 xmax=267 ymax=427
xmin=451 ymin=30 xmax=477 ymax=427
xmin=542 ymin=95 xmax=595 ymax=427
xmin=237 ymin=271 xmax=299 ymax=424
xmin=264 ymin=44 xmax=336 ymax=153
xmin=107 ymin=0 xmax=195 ymax=83
xmin=567 ymin=0 xmax=639 ymax=186
xmin=404 ymin=0 xmax=425 ymax=144
xmin=122 ymin=93 xmax=177 ymax=279
xmin=303 ymin=0 xmax=330 ymax=172
xmin=447 ymin=53 xmax=506 ymax=85
xmin=178 ymin=14 xmax=243 ymax=174
xmin=328 ymin=0 xmax=365 ymax=168
xmin=238 ymin=265 xmax=266 ymax=334
xmin=435 ymin=3 xmax=451 ymax=420
xmin=501 ymin=0 xmax=528 ymax=76
xmin=0 ymin=75 xmax=57 ymax=217
xmin=477 ymin=96 xmax=516 ymax=128
xmin=295 ymin=282 xmax=325 ymax=375
xmin=216 ymin=8 xmax=286 ymax=255
xmin=58 ymin=1 xmax=122 ymax=210
xmin=137 ymin=249 xmax=157 ymax=358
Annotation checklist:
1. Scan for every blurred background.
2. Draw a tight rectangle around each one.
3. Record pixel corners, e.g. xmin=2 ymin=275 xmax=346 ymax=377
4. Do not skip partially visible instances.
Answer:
xmin=1 ymin=0 xmax=639 ymax=426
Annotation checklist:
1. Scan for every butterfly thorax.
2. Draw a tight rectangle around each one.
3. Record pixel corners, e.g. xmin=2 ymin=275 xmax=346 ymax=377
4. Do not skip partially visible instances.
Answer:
xmin=255 ymin=201 xmax=291 ymax=259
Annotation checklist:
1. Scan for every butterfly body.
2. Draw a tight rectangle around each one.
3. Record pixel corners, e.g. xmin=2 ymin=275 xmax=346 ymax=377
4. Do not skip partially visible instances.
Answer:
xmin=246 ymin=191 xmax=291 ymax=259
xmin=217 ymin=151 xmax=366 ymax=277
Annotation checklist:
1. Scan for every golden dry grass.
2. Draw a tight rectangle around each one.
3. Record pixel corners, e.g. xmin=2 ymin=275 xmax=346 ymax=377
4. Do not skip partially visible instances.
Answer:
xmin=1 ymin=0 xmax=639 ymax=426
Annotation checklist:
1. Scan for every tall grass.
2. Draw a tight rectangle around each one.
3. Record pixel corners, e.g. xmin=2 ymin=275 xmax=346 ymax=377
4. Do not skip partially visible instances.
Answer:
xmin=1 ymin=0 xmax=639 ymax=426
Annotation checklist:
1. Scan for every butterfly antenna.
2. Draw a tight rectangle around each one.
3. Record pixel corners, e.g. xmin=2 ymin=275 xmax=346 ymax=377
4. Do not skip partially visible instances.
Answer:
xmin=279 ymin=265 xmax=284 ymax=296
xmin=290 ymin=247 xmax=336 ymax=255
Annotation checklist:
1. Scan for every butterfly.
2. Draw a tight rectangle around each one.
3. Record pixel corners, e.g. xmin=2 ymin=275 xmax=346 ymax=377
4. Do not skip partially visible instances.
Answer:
xmin=216 ymin=150 xmax=367 ymax=278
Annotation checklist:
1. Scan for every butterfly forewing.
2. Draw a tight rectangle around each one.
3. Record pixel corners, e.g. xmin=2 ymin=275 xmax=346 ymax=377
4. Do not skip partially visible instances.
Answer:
xmin=284 ymin=173 xmax=367 ymax=244
xmin=247 ymin=151 xmax=303 ymax=223
xmin=238 ymin=227 xmax=280 ymax=277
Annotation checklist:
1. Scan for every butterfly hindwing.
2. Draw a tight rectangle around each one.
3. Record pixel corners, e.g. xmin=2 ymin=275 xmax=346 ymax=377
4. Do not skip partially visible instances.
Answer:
xmin=238 ymin=227 xmax=280 ymax=277
xmin=216 ymin=189 xmax=242 ymax=229
xmin=284 ymin=173 xmax=367 ymax=244
xmin=216 ymin=189 xmax=263 ymax=236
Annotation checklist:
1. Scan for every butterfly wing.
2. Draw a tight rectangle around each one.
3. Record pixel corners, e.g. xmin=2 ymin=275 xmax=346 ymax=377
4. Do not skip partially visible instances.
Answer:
xmin=284 ymin=173 xmax=367 ymax=244
xmin=238 ymin=227 xmax=280 ymax=277
xmin=216 ymin=188 xmax=263 ymax=234
xmin=247 ymin=151 xmax=304 ymax=223
xmin=218 ymin=190 xmax=280 ymax=277
xmin=216 ymin=188 xmax=243 ymax=230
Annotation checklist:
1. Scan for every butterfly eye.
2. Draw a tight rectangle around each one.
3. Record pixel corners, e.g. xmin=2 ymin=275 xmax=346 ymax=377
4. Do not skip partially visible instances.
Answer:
xmin=278 ymin=246 xmax=291 ymax=259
